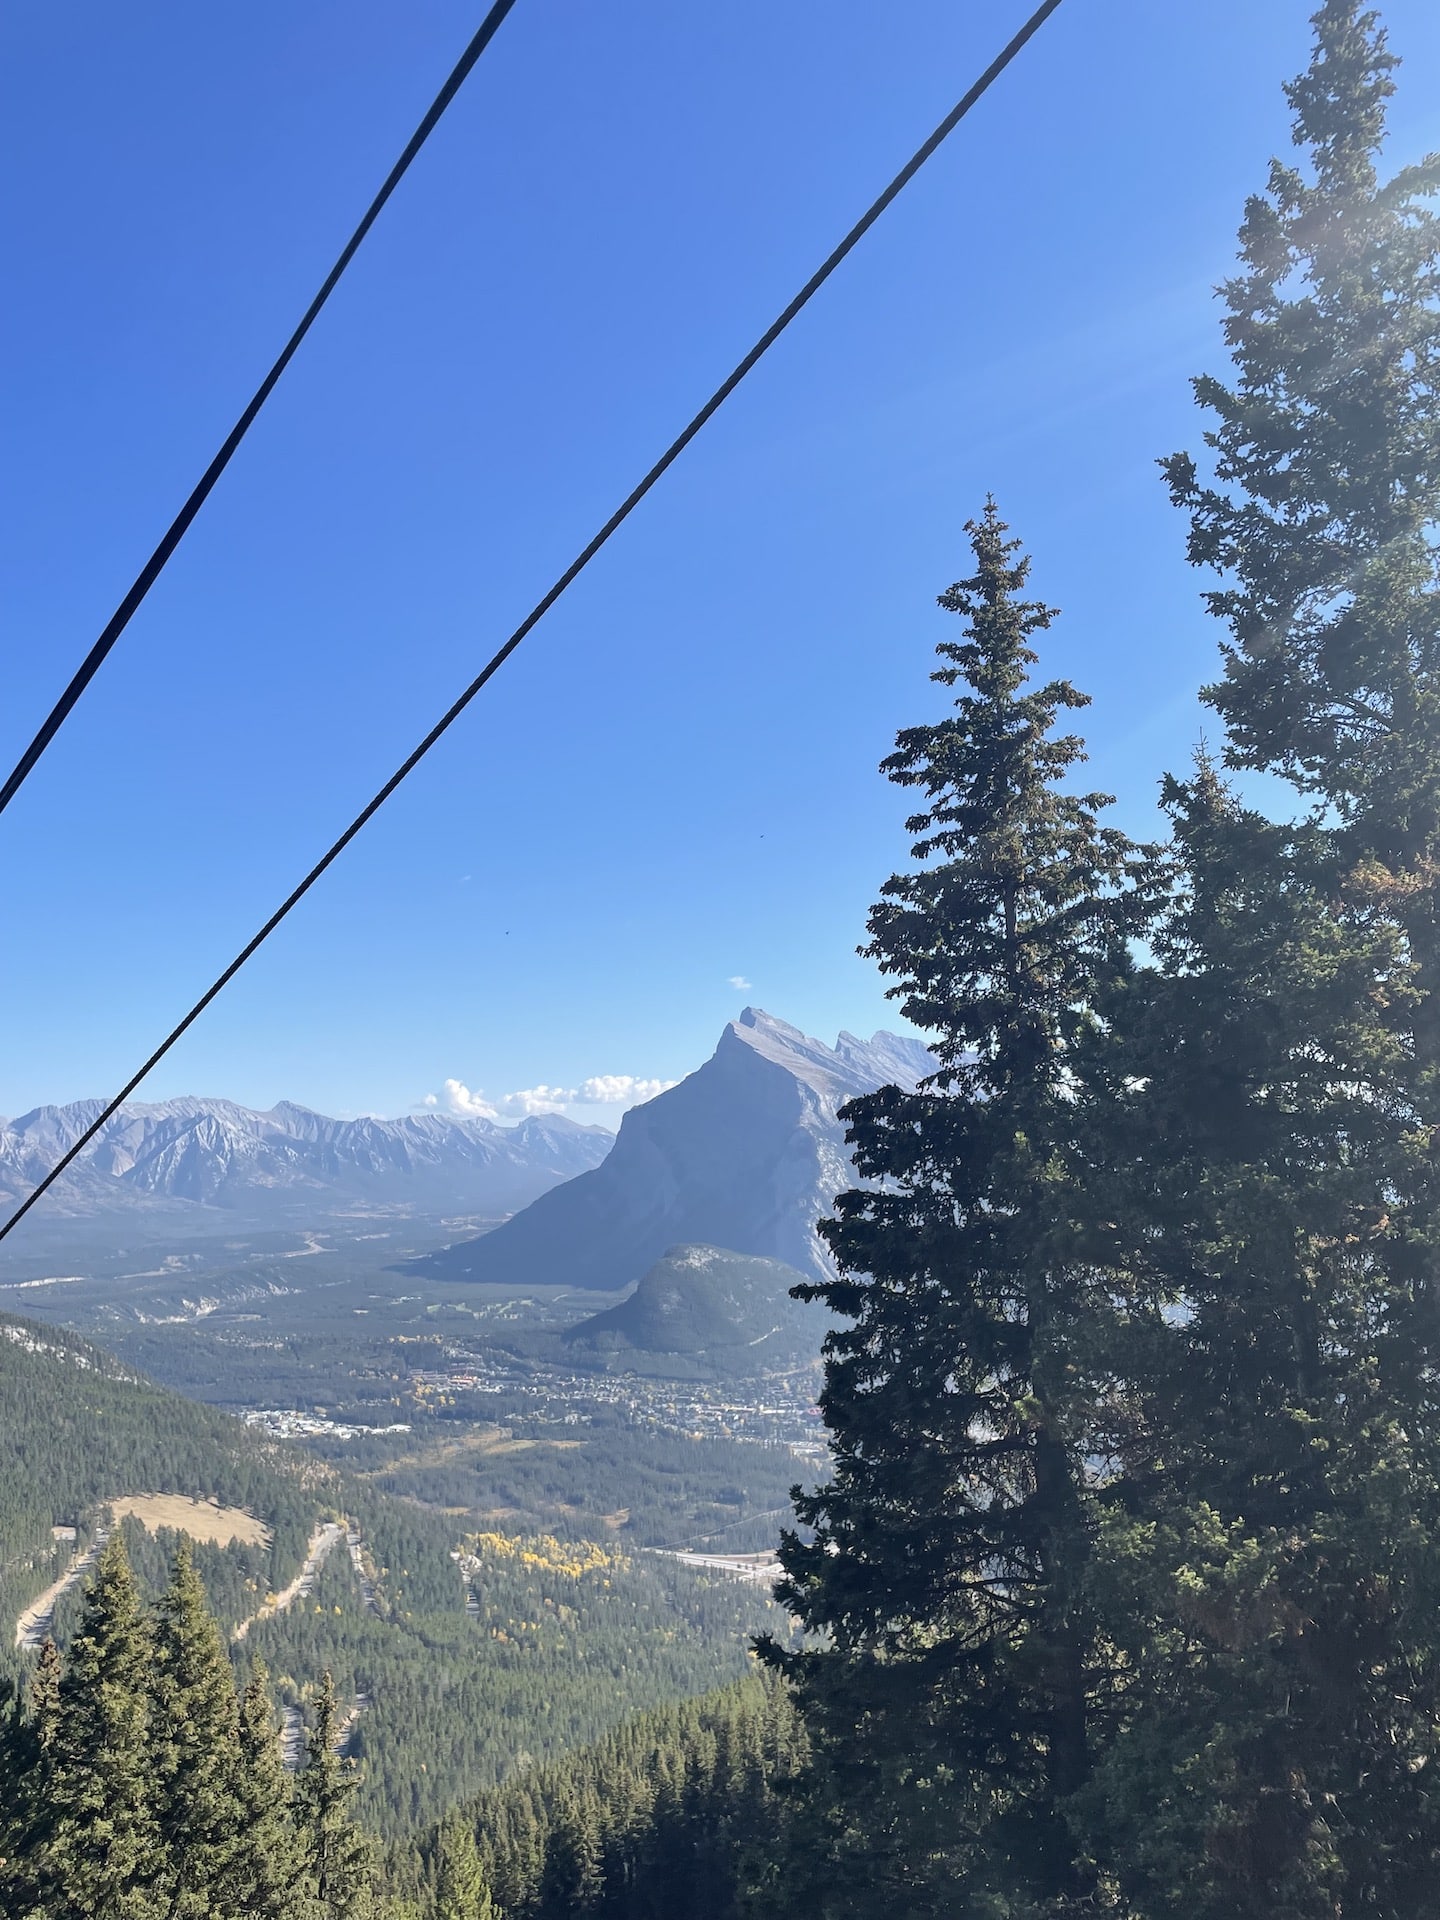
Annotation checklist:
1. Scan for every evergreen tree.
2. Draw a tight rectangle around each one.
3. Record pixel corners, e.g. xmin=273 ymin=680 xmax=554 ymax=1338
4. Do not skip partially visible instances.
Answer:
xmin=0 ymin=1676 xmax=43 ymax=1918
xmin=434 ymin=1812 xmax=494 ymax=1920
xmin=766 ymin=503 xmax=1152 ymax=1914
xmin=237 ymin=1657 xmax=309 ymax=1920
xmin=42 ymin=1531 xmax=164 ymax=1919
xmin=30 ymin=1638 xmax=61 ymax=1750
xmin=297 ymin=1671 xmax=377 ymax=1920
xmin=1163 ymin=0 xmax=1440 ymax=872
xmin=1087 ymin=7 xmax=1440 ymax=1914
xmin=151 ymin=1542 xmax=305 ymax=1919
xmin=535 ymin=1787 xmax=602 ymax=1920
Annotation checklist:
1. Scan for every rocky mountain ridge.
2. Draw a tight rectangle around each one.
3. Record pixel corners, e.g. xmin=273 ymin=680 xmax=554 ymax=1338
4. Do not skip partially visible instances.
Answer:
xmin=413 ymin=1008 xmax=933 ymax=1291
xmin=0 ymin=1098 xmax=613 ymax=1223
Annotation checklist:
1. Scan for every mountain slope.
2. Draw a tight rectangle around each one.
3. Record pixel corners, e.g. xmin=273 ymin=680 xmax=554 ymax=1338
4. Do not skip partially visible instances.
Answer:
xmin=0 ymin=1313 xmax=787 ymax=1837
xmin=0 ymin=1311 xmax=326 ymax=1652
xmin=0 ymin=1100 xmax=612 ymax=1223
xmin=414 ymin=1009 xmax=933 ymax=1291
xmin=564 ymin=1243 xmax=818 ymax=1367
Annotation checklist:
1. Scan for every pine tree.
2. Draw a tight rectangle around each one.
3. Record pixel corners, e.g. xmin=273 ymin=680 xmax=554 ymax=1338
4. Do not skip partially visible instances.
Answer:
xmin=42 ymin=1531 xmax=164 ymax=1919
xmin=237 ymin=1658 xmax=309 ymax=1920
xmin=151 ymin=1541 xmax=307 ymax=1919
xmin=1086 ymin=7 xmax=1440 ymax=1914
xmin=297 ymin=1671 xmax=377 ymax=1920
xmin=766 ymin=503 xmax=1151 ymax=1914
xmin=29 ymin=1638 xmax=61 ymax=1751
xmin=0 ymin=1676 xmax=43 ymax=1918
xmin=535 ymin=1786 xmax=603 ymax=1920
xmin=1163 ymin=0 xmax=1440 ymax=874
xmin=434 ymin=1812 xmax=494 ymax=1920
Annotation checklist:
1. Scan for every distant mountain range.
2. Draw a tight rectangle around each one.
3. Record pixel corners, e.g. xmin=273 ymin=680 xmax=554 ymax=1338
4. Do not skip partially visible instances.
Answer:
xmin=0 ymin=1099 xmax=613 ymax=1224
xmin=412 ymin=1009 xmax=934 ymax=1292
xmin=565 ymin=1243 xmax=819 ymax=1369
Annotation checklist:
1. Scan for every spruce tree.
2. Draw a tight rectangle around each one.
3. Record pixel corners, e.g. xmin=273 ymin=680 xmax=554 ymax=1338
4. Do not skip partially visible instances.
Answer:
xmin=151 ymin=1542 xmax=305 ymax=1919
xmin=0 ymin=1676 xmax=43 ymax=1918
xmin=1087 ymin=6 xmax=1440 ymax=1914
xmin=30 ymin=1638 xmax=61 ymax=1751
xmin=237 ymin=1658 xmax=309 ymax=1920
xmin=297 ymin=1671 xmax=377 ymax=1920
xmin=434 ymin=1812 xmax=494 ymax=1920
xmin=766 ymin=504 xmax=1151 ymax=1914
xmin=42 ymin=1531 xmax=164 ymax=1919
xmin=1163 ymin=0 xmax=1440 ymax=872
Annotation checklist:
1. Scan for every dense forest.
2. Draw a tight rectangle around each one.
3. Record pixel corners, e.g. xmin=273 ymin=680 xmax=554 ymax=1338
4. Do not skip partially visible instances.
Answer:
xmin=0 ymin=1543 xmax=802 ymax=1920
xmin=0 ymin=1315 xmax=323 ymax=1658
xmin=240 ymin=1502 xmax=788 ymax=1837
xmin=0 ymin=1536 xmax=379 ymax=1918
xmin=387 ymin=1674 xmax=808 ymax=1920
xmin=0 ymin=1311 xmax=789 ymax=1836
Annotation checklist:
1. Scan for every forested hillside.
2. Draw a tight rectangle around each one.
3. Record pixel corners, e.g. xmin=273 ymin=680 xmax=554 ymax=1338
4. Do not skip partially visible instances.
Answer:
xmin=388 ymin=1673 xmax=808 ymax=1919
xmin=0 ymin=1310 xmax=790 ymax=1837
xmin=0 ymin=1314 xmax=323 ymax=1662
xmin=237 ymin=1501 xmax=788 ymax=1837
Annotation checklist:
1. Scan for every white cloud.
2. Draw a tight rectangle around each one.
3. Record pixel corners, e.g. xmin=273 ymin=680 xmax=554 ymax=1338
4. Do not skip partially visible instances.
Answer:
xmin=495 ymin=1085 xmax=576 ymax=1117
xmin=578 ymin=1075 xmax=676 ymax=1107
xmin=437 ymin=1077 xmax=500 ymax=1120
xmin=426 ymin=1071 xmax=677 ymax=1122
xmin=728 ymin=975 xmax=752 ymax=992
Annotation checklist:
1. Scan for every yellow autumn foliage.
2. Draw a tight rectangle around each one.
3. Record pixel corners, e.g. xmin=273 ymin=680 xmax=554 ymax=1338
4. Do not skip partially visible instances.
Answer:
xmin=468 ymin=1530 xmax=626 ymax=1580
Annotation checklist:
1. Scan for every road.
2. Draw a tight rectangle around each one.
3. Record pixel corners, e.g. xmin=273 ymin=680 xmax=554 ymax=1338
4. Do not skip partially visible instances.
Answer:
xmin=233 ymin=1520 xmax=345 ymax=1641
xmin=14 ymin=1526 xmax=113 ymax=1648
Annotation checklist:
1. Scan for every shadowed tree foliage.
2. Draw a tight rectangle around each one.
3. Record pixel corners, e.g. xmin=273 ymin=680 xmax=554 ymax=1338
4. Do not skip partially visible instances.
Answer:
xmin=0 ymin=1540 xmax=383 ymax=1919
xmin=1085 ymin=6 xmax=1440 ymax=1915
xmin=237 ymin=1656 xmax=311 ymax=1920
xmin=152 ymin=1541 xmax=312 ymax=1919
xmin=763 ymin=502 xmax=1156 ymax=1916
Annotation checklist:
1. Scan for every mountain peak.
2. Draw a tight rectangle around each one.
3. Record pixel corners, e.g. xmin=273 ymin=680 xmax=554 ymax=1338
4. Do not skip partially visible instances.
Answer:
xmin=726 ymin=1007 xmax=931 ymax=1100
xmin=416 ymin=1010 xmax=935 ymax=1292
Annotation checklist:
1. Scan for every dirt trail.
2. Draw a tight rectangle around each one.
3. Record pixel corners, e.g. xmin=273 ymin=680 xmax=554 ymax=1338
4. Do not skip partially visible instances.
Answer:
xmin=279 ymin=1692 xmax=371 ymax=1773
xmin=334 ymin=1691 xmax=371 ymax=1758
xmin=16 ymin=1494 xmax=270 ymax=1650
xmin=233 ymin=1520 xmax=345 ymax=1641
xmin=280 ymin=1704 xmax=307 ymax=1772
xmin=14 ymin=1527 xmax=112 ymax=1649
xmin=345 ymin=1528 xmax=381 ymax=1615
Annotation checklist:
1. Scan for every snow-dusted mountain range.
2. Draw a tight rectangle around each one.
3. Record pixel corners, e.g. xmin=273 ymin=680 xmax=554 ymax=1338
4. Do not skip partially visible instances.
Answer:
xmin=413 ymin=1008 xmax=934 ymax=1291
xmin=0 ymin=1099 xmax=613 ymax=1222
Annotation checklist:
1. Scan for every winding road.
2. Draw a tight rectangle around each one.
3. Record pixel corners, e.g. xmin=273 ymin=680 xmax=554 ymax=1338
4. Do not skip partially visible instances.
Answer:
xmin=232 ymin=1520 xmax=345 ymax=1641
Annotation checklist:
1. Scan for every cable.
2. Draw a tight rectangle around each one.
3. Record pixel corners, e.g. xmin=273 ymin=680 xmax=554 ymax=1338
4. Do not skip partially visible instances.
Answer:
xmin=0 ymin=0 xmax=1065 ymax=1244
xmin=0 ymin=0 xmax=521 ymax=822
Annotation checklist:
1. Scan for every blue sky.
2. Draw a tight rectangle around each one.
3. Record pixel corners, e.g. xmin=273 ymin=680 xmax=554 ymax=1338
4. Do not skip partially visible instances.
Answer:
xmin=4 ymin=0 xmax=1439 ymax=1128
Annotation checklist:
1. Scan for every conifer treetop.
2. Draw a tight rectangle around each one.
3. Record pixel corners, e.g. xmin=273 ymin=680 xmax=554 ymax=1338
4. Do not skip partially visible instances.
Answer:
xmin=1163 ymin=0 xmax=1440 ymax=834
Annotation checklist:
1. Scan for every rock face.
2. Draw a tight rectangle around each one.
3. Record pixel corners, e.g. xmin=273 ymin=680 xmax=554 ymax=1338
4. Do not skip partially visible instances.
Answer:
xmin=565 ymin=1243 xmax=818 ymax=1367
xmin=415 ymin=1009 xmax=933 ymax=1291
xmin=0 ymin=1100 xmax=612 ymax=1222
